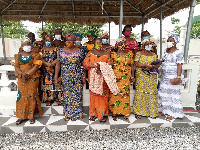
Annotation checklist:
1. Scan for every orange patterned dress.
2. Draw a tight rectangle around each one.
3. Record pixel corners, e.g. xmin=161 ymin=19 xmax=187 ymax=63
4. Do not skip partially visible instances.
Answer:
xmin=83 ymin=52 xmax=111 ymax=120
xmin=109 ymin=51 xmax=134 ymax=116
xmin=14 ymin=53 xmax=43 ymax=120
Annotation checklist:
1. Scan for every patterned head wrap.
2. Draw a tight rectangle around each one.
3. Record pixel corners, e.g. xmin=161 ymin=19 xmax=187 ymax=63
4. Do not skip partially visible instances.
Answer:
xmin=87 ymin=31 xmax=97 ymax=38
xmin=101 ymin=32 xmax=109 ymax=38
xmin=64 ymin=33 xmax=76 ymax=41
xmin=21 ymin=37 xmax=31 ymax=45
xmin=142 ymin=39 xmax=150 ymax=45
xmin=170 ymin=34 xmax=179 ymax=43
xmin=75 ymin=34 xmax=83 ymax=40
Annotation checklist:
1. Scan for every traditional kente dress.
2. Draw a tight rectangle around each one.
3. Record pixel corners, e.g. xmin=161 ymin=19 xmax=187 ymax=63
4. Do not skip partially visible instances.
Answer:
xmin=115 ymin=40 xmax=138 ymax=55
xmin=158 ymin=49 xmax=184 ymax=118
xmin=14 ymin=53 xmax=43 ymax=120
xmin=84 ymin=43 xmax=94 ymax=51
xmin=83 ymin=52 xmax=111 ymax=120
xmin=57 ymin=46 xmax=87 ymax=119
xmin=133 ymin=52 xmax=158 ymax=118
xmin=109 ymin=51 xmax=134 ymax=116
xmin=40 ymin=47 xmax=63 ymax=103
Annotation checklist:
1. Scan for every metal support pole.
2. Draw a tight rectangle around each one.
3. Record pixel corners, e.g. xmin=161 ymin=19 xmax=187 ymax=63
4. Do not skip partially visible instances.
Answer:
xmin=41 ymin=16 xmax=44 ymax=31
xmin=0 ymin=15 xmax=6 ymax=63
xmin=184 ymin=0 xmax=196 ymax=63
xmin=141 ymin=15 xmax=144 ymax=33
xmin=109 ymin=17 xmax=111 ymax=44
xmin=160 ymin=7 xmax=163 ymax=59
xmin=119 ymin=0 xmax=123 ymax=38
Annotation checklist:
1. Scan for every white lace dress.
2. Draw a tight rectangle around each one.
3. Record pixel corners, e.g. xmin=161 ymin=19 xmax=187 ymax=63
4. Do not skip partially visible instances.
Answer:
xmin=158 ymin=49 xmax=184 ymax=118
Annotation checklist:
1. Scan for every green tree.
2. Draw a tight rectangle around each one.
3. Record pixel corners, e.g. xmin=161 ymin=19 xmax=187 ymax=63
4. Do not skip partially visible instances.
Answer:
xmin=37 ymin=22 xmax=103 ymax=38
xmin=191 ymin=21 xmax=200 ymax=39
xmin=171 ymin=17 xmax=181 ymax=36
xmin=0 ymin=21 xmax=29 ymax=38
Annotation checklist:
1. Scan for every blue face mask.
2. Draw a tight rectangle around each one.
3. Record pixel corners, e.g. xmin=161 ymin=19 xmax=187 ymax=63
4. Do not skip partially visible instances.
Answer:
xmin=75 ymin=41 xmax=81 ymax=45
xmin=145 ymin=45 xmax=152 ymax=51
xmin=45 ymin=41 xmax=52 ymax=47
xmin=143 ymin=36 xmax=150 ymax=40
xmin=102 ymin=39 xmax=108 ymax=44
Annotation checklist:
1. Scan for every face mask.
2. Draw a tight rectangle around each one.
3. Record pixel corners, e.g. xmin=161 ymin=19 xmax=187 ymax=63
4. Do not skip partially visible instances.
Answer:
xmin=102 ymin=39 xmax=108 ymax=44
xmin=124 ymin=31 xmax=131 ymax=36
xmin=45 ymin=41 xmax=52 ymax=47
xmin=66 ymin=42 xmax=72 ymax=48
xmin=143 ymin=36 xmax=150 ymax=40
xmin=95 ymin=44 xmax=101 ymax=49
xmin=75 ymin=41 xmax=81 ymax=45
xmin=145 ymin=45 xmax=152 ymax=51
xmin=167 ymin=42 xmax=174 ymax=48
xmin=23 ymin=45 xmax=31 ymax=52
xmin=55 ymin=35 xmax=61 ymax=40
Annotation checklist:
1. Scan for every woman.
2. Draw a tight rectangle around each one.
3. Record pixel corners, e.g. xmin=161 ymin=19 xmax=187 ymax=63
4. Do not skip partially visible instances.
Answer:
xmin=109 ymin=42 xmax=134 ymax=121
xmin=40 ymin=34 xmax=63 ymax=106
xmin=55 ymin=33 xmax=86 ymax=121
xmin=14 ymin=38 xmax=43 ymax=125
xmin=53 ymin=29 xmax=65 ymax=48
xmin=84 ymin=31 xmax=96 ymax=51
xmin=133 ymin=39 xmax=160 ymax=119
xmin=101 ymin=33 xmax=113 ymax=53
xmin=138 ymin=30 xmax=157 ymax=54
xmin=158 ymin=35 xmax=184 ymax=120
xmin=115 ymin=25 xmax=138 ymax=55
xmin=83 ymin=38 xmax=111 ymax=123
xmin=75 ymin=34 xmax=83 ymax=48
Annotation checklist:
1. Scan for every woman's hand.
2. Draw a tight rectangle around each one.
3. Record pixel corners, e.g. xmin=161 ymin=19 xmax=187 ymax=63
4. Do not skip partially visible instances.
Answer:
xmin=46 ymin=66 xmax=52 ymax=73
xmin=88 ymin=64 xmax=97 ymax=68
xmin=54 ymin=78 xmax=58 ymax=86
xmin=82 ymin=77 xmax=86 ymax=85
xmin=170 ymin=78 xmax=182 ymax=85
xmin=96 ymin=63 xmax=101 ymax=74
xmin=21 ymin=72 xmax=28 ymax=82
xmin=145 ymin=65 xmax=153 ymax=71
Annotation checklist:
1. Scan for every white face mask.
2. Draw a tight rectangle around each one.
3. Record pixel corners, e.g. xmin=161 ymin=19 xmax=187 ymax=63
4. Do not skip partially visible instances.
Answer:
xmin=167 ymin=42 xmax=174 ymax=48
xmin=23 ymin=45 xmax=31 ymax=52
xmin=55 ymin=35 xmax=61 ymax=40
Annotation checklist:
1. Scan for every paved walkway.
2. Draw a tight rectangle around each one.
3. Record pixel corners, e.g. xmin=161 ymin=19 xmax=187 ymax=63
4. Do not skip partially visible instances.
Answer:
xmin=0 ymin=102 xmax=200 ymax=134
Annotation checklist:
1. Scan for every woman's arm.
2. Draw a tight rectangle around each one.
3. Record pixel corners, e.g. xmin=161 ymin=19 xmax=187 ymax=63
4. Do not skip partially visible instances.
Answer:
xmin=26 ymin=64 xmax=39 ymax=76
xmin=15 ymin=66 xmax=22 ymax=75
xmin=135 ymin=61 xmax=147 ymax=68
xmin=55 ymin=61 xmax=61 ymax=80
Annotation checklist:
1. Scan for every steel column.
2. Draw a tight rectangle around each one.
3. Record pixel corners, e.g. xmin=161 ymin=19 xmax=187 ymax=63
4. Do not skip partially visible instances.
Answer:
xmin=109 ymin=17 xmax=111 ymax=44
xmin=119 ymin=0 xmax=123 ymax=38
xmin=160 ymin=7 xmax=163 ymax=59
xmin=0 ymin=15 xmax=6 ymax=63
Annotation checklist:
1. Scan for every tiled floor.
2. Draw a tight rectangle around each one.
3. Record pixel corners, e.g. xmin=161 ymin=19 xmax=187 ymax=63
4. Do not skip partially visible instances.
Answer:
xmin=0 ymin=102 xmax=200 ymax=134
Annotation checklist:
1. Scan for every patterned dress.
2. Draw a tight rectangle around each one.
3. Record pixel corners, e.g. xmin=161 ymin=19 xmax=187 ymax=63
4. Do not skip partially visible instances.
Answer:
xmin=14 ymin=53 xmax=43 ymax=120
xmin=158 ymin=49 xmax=184 ymax=118
xmin=109 ymin=51 xmax=134 ymax=116
xmin=133 ymin=52 xmax=158 ymax=118
xmin=57 ymin=47 xmax=87 ymax=119
xmin=41 ymin=48 xmax=62 ymax=102
xmin=83 ymin=52 xmax=111 ymax=120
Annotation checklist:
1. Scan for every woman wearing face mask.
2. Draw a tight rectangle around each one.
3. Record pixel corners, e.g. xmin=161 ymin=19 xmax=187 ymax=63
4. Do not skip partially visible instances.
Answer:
xmin=13 ymin=38 xmax=43 ymax=125
xmin=39 ymin=34 xmax=63 ymax=106
xmin=133 ymin=39 xmax=160 ymax=119
xmin=75 ymin=34 xmax=83 ymax=48
xmin=84 ymin=31 xmax=96 ymax=51
xmin=158 ymin=35 xmax=184 ymax=121
xmin=83 ymin=38 xmax=112 ymax=123
xmin=101 ymin=33 xmax=113 ymax=53
xmin=55 ymin=33 xmax=87 ymax=121
xmin=53 ymin=29 xmax=65 ymax=48
xmin=115 ymin=25 xmax=138 ymax=55
xmin=138 ymin=30 xmax=157 ymax=54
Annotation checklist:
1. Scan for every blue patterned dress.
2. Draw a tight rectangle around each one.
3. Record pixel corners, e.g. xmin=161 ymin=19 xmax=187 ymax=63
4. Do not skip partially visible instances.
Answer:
xmin=57 ymin=46 xmax=87 ymax=119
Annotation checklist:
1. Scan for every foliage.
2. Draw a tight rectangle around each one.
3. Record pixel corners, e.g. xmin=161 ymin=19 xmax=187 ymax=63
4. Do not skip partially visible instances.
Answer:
xmin=0 ymin=21 xmax=29 ymax=38
xmin=37 ymin=22 xmax=103 ymax=38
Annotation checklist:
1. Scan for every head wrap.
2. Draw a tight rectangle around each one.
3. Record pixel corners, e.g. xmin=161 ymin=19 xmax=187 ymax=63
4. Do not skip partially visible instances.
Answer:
xmin=64 ymin=33 xmax=76 ymax=41
xmin=87 ymin=31 xmax=97 ymax=38
xmin=75 ymin=34 xmax=83 ymax=40
xmin=54 ymin=29 xmax=62 ymax=34
xmin=101 ymin=33 xmax=109 ymax=38
xmin=21 ymin=37 xmax=31 ymax=45
xmin=170 ymin=34 xmax=179 ymax=43
xmin=142 ymin=39 xmax=150 ymax=45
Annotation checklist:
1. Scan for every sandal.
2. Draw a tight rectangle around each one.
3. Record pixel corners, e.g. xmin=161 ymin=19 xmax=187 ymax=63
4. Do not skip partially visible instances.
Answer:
xmin=100 ymin=117 xmax=107 ymax=123
xmin=56 ymin=100 xmax=62 ymax=106
xmin=135 ymin=115 xmax=141 ymax=119
xmin=124 ymin=115 xmax=129 ymax=120
xmin=71 ymin=118 xmax=77 ymax=121
xmin=165 ymin=115 xmax=175 ymax=121
xmin=159 ymin=112 xmax=164 ymax=116
xmin=46 ymin=101 xmax=51 ymax=106
xmin=112 ymin=115 xmax=117 ymax=121
xmin=89 ymin=116 xmax=97 ymax=121
xmin=64 ymin=116 xmax=70 ymax=121
xmin=16 ymin=119 xmax=23 ymax=125
xmin=30 ymin=118 xmax=35 ymax=124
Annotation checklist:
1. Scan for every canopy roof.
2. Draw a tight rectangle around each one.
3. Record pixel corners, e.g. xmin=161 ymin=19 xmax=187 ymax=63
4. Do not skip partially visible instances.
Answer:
xmin=0 ymin=0 xmax=191 ymax=26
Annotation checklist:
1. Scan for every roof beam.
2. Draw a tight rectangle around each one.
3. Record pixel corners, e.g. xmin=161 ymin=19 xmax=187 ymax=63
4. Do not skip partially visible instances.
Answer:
xmin=135 ymin=0 xmax=143 ymax=7
xmin=97 ymin=0 xmax=108 ymax=15
xmin=145 ymin=0 xmax=174 ymax=17
xmin=72 ymin=0 xmax=75 ymax=18
xmin=0 ymin=0 xmax=8 ymax=5
xmin=124 ymin=0 xmax=142 ymax=14
xmin=151 ymin=0 xmax=173 ymax=9
xmin=40 ymin=0 xmax=49 ymax=15
xmin=1 ymin=0 xmax=17 ymax=14
xmin=143 ymin=2 xmax=156 ymax=12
